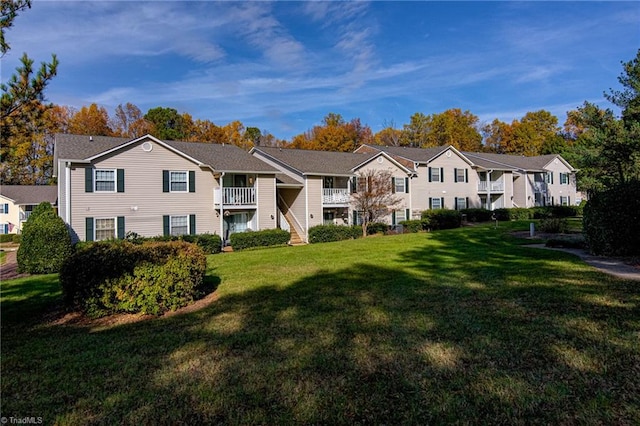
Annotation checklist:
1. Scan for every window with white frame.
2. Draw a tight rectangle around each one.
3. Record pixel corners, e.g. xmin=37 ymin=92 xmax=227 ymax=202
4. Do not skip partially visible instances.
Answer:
xmin=395 ymin=209 xmax=406 ymax=222
xmin=430 ymin=197 xmax=442 ymax=210
xmin=560 ymin=196 xmax=569 ymax=206
xmin=546 ymin=171 xmax=554 ymax=184
xmin=95 ymin=169 xmax=116 ymax=192
xmin=456 ymin=197 xmax=467 ymax=210
xmin=560 ymin=173 xmax=569 ymax=184
xmin=455 ymin=168 xmax=466 ymax=183
xmin=95 ymin=218 xmax=115 ymax=241
xmin=0 ymin=203 xmax=8 ymax=214
xmin=429 ymin=167 xmax=442 ymax=182
xmin=394 ymin=177 xmax=406 ymax=193
xmin=170 ymin=171 xmax=188 ymax=192
xmin=170 ymin=215 xmax=189 ymax=236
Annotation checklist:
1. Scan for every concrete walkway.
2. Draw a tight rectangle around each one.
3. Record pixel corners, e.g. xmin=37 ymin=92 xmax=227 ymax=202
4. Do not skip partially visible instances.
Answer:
xmin=526 ymin=244 xmax=640 ymax=281
xmin=0 ymin=250 xmax=28 ymax=281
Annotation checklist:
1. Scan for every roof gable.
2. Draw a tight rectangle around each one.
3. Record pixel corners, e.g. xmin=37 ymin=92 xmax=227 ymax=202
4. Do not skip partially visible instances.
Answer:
xmin=252 ymin=146 xmax=377 ymax=176
xmin=0 ymin=185 xmax=57 ymax=205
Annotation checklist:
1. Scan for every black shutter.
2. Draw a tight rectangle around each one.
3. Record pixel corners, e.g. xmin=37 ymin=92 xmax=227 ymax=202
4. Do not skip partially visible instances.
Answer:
xmin=117 ymin=216 xmax=125 ymax=239
xmin=392 ymin=211 xmax=396 ymax=225
xmin=189 ymin=171 xmax=196 ymax=193
xmin=466 ymin=197 xmax=469 ymax=209
xmin=189 ymin=214 xmax=196 ymax=235
xmin=441 ymin=197 xmax=445 ymax=209
xmin=351 ymin=177 xmax=357 ymax=193
xmin=429 ymin=197 xmax=432 ymax=209
xmin=163 ymin=215 xmax=170 ymax=236
xmin=454 ymin=168 xmax=458 ymax=183
xmin=405 ymin=208 xmax=410 ymax=220
xmin=440 ymin=168 xmax=444 ymax=183
xmin=117 ymin=169 xmax=125 ymax=193
xmin=391 ymin=177 xmax=396 ymax=194
xmin=405 ymin=177 xmax=409 ymax=193
xmin=465 ymin=169 xmax=469 ymax=183
xmin=163 ymin=170 xmax=170 ymax=192
xmin=86 ymin=217 xmax=94 ymax=241
xmin=85 ymin=168 xmax=93 ymax=193
xmin=454 ymin=197 xmax=458 ymax=210
xmin=428 ymin=167 xmax=432 ymax=182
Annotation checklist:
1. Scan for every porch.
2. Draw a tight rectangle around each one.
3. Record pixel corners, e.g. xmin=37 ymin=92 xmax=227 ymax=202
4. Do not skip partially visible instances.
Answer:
xmin=214 ymin=187 xmax=256 ymax=207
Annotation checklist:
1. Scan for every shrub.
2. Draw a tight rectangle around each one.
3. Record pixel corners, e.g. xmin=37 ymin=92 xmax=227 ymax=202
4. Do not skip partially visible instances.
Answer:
xmin=17 ymin=202 xmax=73 ymax=274
xmin=460 ymin=208 xmax=493 ymax=223
xmin=123 ymin=232 xmax=222 ymax=254
xmin=421 ymin=210 xmax=462 ymax=230
xmin=60 ymin=240 xmax=207 ymax=316
xmin=12 ymin=234 xmax=21 ymax=244
xmin=309 ymin=224 xmax=361 ymax=243
xmin=366 ymin=222 xmax=389 ymax=235
xmin=398 ymin=220 xmax=427 ymax=233
xmin=583 ymin=180 xmax=640 ymax=256
xmin=538 ymin=218 xmax=569 ymax=234
xmin=229 ymin=229 xmax=290 ymax=251
xmin=493 ymin=208 xmax=533 ymax=221
xmin=0 ymin=234 xmax=14 ymax=243
xmin=546 ymin=235 xmax=586 ymax=249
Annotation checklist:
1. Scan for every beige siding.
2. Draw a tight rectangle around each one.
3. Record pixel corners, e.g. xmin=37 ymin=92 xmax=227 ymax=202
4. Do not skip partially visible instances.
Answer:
xmin=58 ymin=161 xmax=68 ymax=223
xmin=70 ymin=140 xmax=217 ymax=240
xmin=355 ymin=156 xmax=411 ymax=223
xmin=256 ymin=174 xmax=277 ymax=230
xmin=512 ymin=173 xmax=528 ymax=207
xmin=544 ymin=160 xmax=578 ymax=205
xmin=425 ymin=149 xmax=480 ymax=210
xmin=306 ymin=176 xmax=323 ymax=231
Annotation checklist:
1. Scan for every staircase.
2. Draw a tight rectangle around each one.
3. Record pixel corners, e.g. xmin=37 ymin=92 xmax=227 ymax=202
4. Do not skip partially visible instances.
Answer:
xmin=278 ymin=195 xmax=306 ymax=245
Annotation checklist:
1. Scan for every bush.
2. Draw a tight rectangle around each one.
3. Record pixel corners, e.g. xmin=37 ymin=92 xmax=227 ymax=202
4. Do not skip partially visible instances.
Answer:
xmin=460 ymin=208 xmax=493 ymax=223
xmin=366 ymin=222 xmax=389 ymax=235
xmin=583 ymin=180 xmax=640 ymax=256
xmin=17 ymin=202 xmax=73 ymax=274
xmin=538 ymin=218 xmax=569 ymax=234
xmin=309 ymin=224 xmax=361 ymax=243
xmin=229 ymin=229 xmax=290 ymax=251
xmin=123 ymin=232 xmax=222 ymax=254
xmin=421 ymin=210 xmax=462 ymax=230
xmin=398 ymin=220 xmax=427 ymax=233
xmin=545 ymin=235 xmax=586 ymax=249
xmin=0 ymin=234 xmax=14 ymax=243
xmin=493 ymin=208 xmax=533 ymax=221
xmin=60 ymin=240 xmax=207 ymax=316
xmin=12 ymin=234 xmax=21 ymax=244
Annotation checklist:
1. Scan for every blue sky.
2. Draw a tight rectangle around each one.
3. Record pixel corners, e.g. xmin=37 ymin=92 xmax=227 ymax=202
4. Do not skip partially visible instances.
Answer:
xmin=2 ymin=1 xmax=639 ymax=140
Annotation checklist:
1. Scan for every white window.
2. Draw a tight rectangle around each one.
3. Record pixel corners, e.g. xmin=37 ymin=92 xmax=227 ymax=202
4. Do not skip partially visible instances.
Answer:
xmin=170 ymin=171 xmax=188 ymax=192
xmin=0 ymin=203 xmax=8 ymax=214
xmin=546 ymin=172 xmax=554 ymax=184
xmin=395 ymin=209 xmax=406 ymax=222
xmin=170 ymin=215 xmax=189 ymax=236
xmin=394 ymin=177 xmax=406 ymax=193
xmin=429 ymin=167 xmax=441 ymax=182
xmin=455 ymin=168 xmax=466 ymax=183
xmin=95 ymin=170 xmax=115 ymax=192
xmin=560 ymin=196 xmax=569 ymax=206
xmin=95 ymin=218 xmax=115 ymax=241
xmin=456 ymin=197 xmax=467 ymax=210
xmin=560 ymin=173 xmax=569 ymax=185
xmin=430 ymin=197 xmax=442 ymax=210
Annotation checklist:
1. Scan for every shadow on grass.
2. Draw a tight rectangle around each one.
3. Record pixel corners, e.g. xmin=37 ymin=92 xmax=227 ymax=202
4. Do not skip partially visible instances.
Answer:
xmin=1 ymin=228 xmax=639 ymax=424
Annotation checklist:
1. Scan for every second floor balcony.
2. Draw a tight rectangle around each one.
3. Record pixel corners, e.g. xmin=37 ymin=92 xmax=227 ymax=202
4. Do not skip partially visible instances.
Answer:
xmin=477 ymin=181 xmax=504 ymax=193
xmin=323 ymin=188 xmax=350 ymax=205
xmin=214 ymin=187 xmax=256 ymax=207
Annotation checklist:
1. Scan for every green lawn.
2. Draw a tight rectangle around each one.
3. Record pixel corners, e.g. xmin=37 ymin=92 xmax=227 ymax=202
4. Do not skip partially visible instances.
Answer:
xmin=1 ymin=222 xmax=639 ymax=424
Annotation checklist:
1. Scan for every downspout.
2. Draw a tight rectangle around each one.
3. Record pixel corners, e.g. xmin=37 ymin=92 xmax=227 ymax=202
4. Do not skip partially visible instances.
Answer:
xmin=304 ymin=175 xmax=309 ymax=243
xmin=220 ymin=172 xmax=225 ymax=248
xmin=524 ymin=171 xmax=528 ymax=208
xmin=487 ymin=170 xmax=492 ymax=210
xmin=65 ymin=162 xmax=71 ymax=224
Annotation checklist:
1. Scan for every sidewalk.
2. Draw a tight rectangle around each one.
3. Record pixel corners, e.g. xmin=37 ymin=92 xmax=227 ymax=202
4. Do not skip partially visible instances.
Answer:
xmin=0 ymin=250 xmax=28 ymax=281
xmin=526 ymin=244 xmax=640 ymax=281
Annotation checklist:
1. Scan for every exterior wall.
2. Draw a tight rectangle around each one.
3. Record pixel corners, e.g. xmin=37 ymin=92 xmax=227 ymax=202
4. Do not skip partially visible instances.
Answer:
xmin=256 ymin=174 xmax=277 ymax=230
xmin=354 ymin=156 xmax=411 ymax=223
xmin=411 ymin=165 xmax=430 ymax=216
xmin=503 ymin=171 xmax=514 ymax=208
xmin=423 ymin=149 xmax=480 ymax=210
xmin=512 ymin=173 xmax=528 ymax=208
xmin=0 ymin=196 xmax=20 ymax=234
xmin=68 ymin=139 xmax=217 ymax=241
xmin=544 ymin=160 xmax=578 ymax=206
xmin=58 ymin=163 xmax=68 ymax=222
xmin=305 ymin=176 xmax=324 ymax=232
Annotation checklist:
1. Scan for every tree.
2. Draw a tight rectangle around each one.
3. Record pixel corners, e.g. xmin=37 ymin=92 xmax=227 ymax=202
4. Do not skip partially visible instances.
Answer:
xmin=144 ymin=107 xmax=185 ymax=140
xmin=17 ymin=201 xmax=73 ymax=274
xmin=289 ymin=113 xmax=374 ymax=151
xmin=68 ymin=103 xmax=113 ymax=136
xmin=481 ymin=110 xmax=562 ymax=156
xmin=1 ymin=1 xmax=58 ymax=124
xmin=400 ymin=112 xmax=430 ymax=147
xmin=350 ymin=169 xmax=402 ymax=237
xmin=424 ymin=109 xmax=483 ymax=151
xmin=375 ymin=119 xmax=402 ymax=146
xmin=111 ymin=103 xmax=154 ymax=138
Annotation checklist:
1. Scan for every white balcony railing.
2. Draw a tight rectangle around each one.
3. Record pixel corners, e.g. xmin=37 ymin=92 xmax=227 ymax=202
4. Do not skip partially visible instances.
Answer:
xmin=214 ymin=187 xmax=256 ymax=206
xmin=477 ymin=181 xmax=504 ymax=192
xmin=323 ymin=188 xmax=350 ymax=204
xmin=533 ymin=182 xmax=547 ymax=193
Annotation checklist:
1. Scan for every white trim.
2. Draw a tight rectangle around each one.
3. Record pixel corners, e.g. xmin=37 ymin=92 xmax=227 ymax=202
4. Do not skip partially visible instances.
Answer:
xmin=94 ymin=217 xmax=116 ymax=241
xmin=94 ymin=168 xmax=117 ymax=193
xmin=169 ymin=170 xmax=189 ymax=193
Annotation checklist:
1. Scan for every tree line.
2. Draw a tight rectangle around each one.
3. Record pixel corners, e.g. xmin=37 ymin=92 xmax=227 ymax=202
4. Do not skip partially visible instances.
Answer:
xmin=1 ymin=1 xmax=638 ymax=194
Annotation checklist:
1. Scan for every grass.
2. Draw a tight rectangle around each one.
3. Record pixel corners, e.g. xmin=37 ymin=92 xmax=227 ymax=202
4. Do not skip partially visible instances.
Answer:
xmin=0 ymin=250 xmax=6 ymax=265
xmin=1 ymin=221 xmax=639 ymax=424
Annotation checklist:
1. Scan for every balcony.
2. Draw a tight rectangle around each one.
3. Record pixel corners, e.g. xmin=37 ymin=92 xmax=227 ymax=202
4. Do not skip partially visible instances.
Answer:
xmin=477 ymin=181 xmax=504 ymax=192
xmin=323 ymin=188 xmax=350 ymax=205
xmin=214 ymin=187 xmax=256 ymax=207
xmin=533 ymin=182 xmax=547 ymax=193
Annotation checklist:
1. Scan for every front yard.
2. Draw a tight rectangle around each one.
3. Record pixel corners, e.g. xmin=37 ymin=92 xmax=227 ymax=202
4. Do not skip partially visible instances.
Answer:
xmin=1 ymin=222 xmax=639 ymax=424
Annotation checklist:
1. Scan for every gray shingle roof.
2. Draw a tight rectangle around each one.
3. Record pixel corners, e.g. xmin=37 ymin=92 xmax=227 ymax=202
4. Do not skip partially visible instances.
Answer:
xmin=54 ymin=134 xmax=277 ymax=173
xmin=361 ymin=145 xmax=450 ymax=164
xmin=0 ymin=185 xmax=57 ymax=205
xmin=462 ymin=152 xmax=567 ymax=171
xmin=253 ymin=147 xmax=377 ymax=176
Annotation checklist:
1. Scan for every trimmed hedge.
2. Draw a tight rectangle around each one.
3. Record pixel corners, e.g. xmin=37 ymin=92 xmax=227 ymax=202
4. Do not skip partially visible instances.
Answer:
xmin=229 ymin=229 xmax=290 ymax=250
xmin=493 ymin=208 xmax=533 ymax=221
xmin=60 ymin=240 xmax=207 ymax=317
xmin=538 ymin=218 xmax=569 ymax=234
xmin=309 ymin=224 xmax=362 ymax=243
xmin=421 ymin=209 xmax=462 ymax=230
xmin=17 ymin=202 xmax=73 ymax=274
xmin=398 ymin=220 xmax=427 ymax=233
xmin=583 ymin=180 xmax=640 ymax=256
xmin=367 ymin=222 xmax=389 ymax=235
xmin=131 ymin=233 xmax=222 ymax=254
xmin=0 ymin=234 xmax=14 ymax=243
xmin=460 ymin=208 xmax=493 ymax=223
